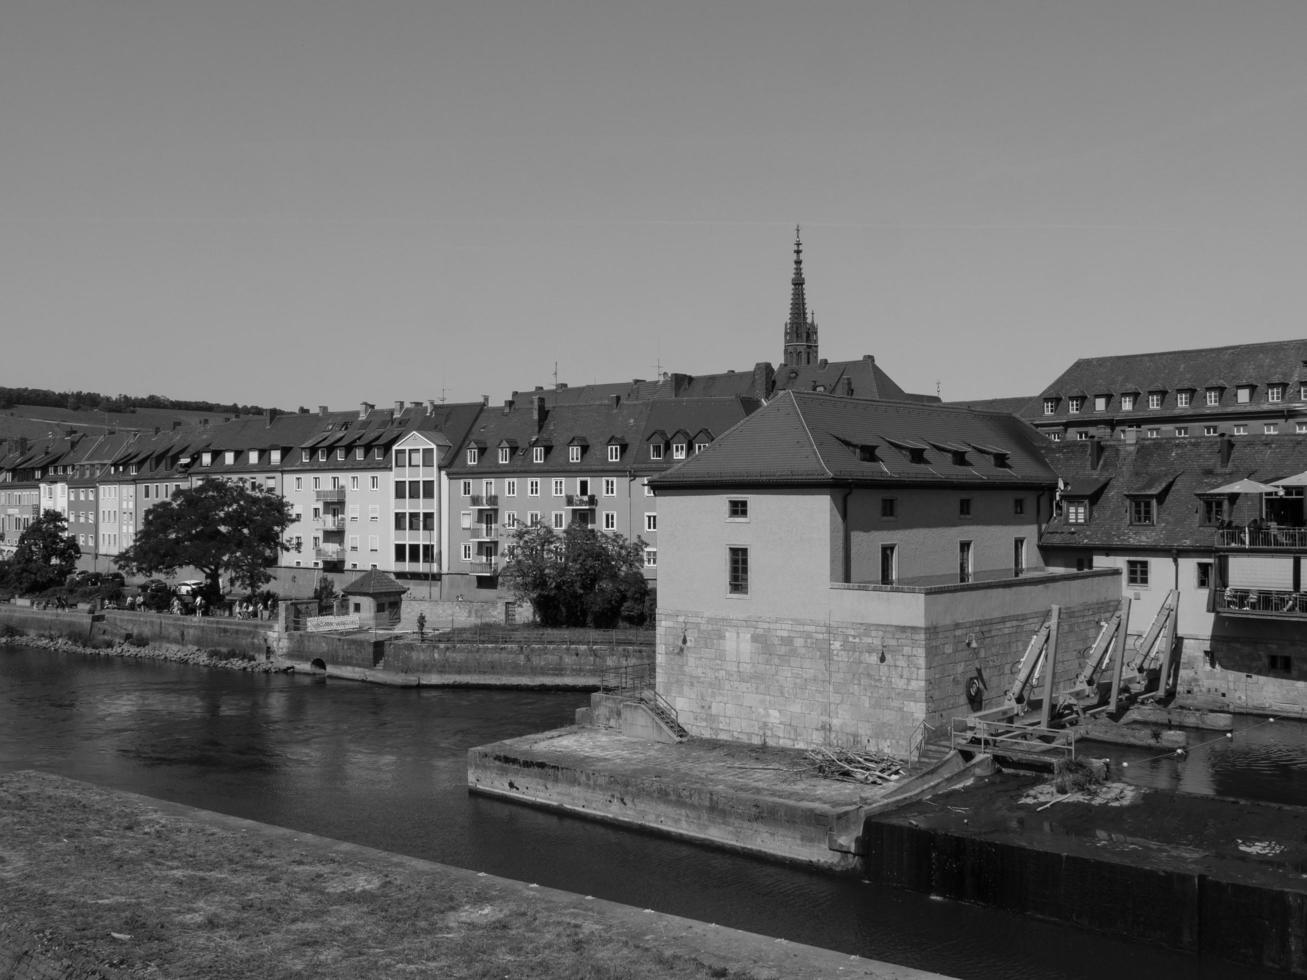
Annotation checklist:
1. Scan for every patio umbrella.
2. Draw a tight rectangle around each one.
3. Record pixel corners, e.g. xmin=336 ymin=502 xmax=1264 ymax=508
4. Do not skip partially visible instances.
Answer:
xmin=1205 ymin=477 xmax=1283 ymax=496
xmin=1270 ymin=470 xmax=1307 ymax=488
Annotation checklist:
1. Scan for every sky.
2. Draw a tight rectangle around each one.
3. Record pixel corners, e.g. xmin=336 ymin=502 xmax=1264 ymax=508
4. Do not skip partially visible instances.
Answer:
xmin=4 ymin=1 xmax=1307 ymax=411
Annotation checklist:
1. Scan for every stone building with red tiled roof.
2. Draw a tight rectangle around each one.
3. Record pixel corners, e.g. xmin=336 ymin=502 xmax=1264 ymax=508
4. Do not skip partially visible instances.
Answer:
xmin=650 ymin=391 xmax=1120 ymax=755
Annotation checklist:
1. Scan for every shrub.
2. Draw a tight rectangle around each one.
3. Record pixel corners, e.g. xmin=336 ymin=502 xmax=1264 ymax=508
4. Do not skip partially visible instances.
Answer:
xmin=124 ymin=632 xmax=150 ymax=648
xmin=1052 ymin=757 xmax=1109 ymax=794
xmin=0 ymin=624 xmax=23 ymax=639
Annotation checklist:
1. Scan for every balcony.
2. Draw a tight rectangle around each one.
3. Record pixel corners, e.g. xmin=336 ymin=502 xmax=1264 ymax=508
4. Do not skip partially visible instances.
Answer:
xmin=313 ymin=515 xmax=346 ymax=531
xmin=315 ymin=488 xmax=346 ymax=503
xmin=1215 ymin=586 xmax=1307 ymax=620
xmin=470 ymin=494 xmax=499 ymax=509
xmin=468 ymin=524 xmax=498 ymax=541
xmin=1215 ymin=524 xmax=1307 ymax=551
xmin=565 ymin=494 xmax=597 ymax=509
xmin=315 ymin=546 xmax=343 ymax=563
xmin=466 ymin=559 xmax=498 ymax=576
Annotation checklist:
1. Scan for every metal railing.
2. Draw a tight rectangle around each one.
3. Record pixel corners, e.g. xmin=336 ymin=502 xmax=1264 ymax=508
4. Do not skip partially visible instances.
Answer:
xmin=909 ymin=719 xmax=937 ymax=767
xmin=470 ymin=495 xmax=499 ymax=508
xmin=314 ymin=488 xmax=347 ymax=502
xmin=1215 ymin=525 xmax=1307 ymax=550
xmin=599 ymin=660 xmax=656 ymax=695
xmin=950 ymin=716 xmax=1077 ymax=762
xmin=468 ymin=524 xmax=498 ymax=540
xmin=314 ymin=515 xmax=346 ymax=530
xmin=1216 ymin=587 xmax=1307 ymax=617
xmin=565 ymin=494 xmax=597 ymax=508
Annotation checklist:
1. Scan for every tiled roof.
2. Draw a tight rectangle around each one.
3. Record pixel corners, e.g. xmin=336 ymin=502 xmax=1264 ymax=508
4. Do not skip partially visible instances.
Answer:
xmin=341 ymin=569 xmax=406 ymax=596
xmin=1026 ymin=339 xmax=1307 ymax=423
xmin=771 ymin=355 xmax=938 ymax=403
xmin=1041 ymin=435 xmax=1307 ymax=552
xmin=652 ymin=391 xmax=1057 ymax=489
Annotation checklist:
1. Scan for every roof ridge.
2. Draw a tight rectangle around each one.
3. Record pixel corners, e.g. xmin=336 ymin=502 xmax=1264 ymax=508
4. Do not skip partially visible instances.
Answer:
xmin=787 ymin=391 xmax=834 ymax=478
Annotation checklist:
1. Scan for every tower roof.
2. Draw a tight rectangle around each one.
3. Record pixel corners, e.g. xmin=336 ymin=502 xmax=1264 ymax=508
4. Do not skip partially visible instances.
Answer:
xmin=783 ymin=226 xmax=819 ymax=368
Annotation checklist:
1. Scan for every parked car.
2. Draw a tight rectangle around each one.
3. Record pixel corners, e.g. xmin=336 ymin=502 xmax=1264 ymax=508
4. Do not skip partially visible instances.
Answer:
xmin=175 ymin=580 xmax=205 ymax=596
xmin=103 ymin=571 xmax=126 ymax=587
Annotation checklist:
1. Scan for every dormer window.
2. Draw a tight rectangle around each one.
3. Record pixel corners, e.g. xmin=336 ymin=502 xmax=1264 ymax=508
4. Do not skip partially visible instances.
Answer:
xmin=270 ymin=449 xmax=282 ymax=465
xmin=672 ymin=442 xmax=686 ymax=460
xmin=202 ymin=452 xmax=212 ymax=466
xmin=374 ymin=447 xmax=384 ymax=460
xmin=1206 ymin=388 xmax=1221 ymax=406
xmin=1269 ymin=384 xmax=1285 ymax=403
xmin=1148 ymin=392 xmax=1163 ymax=409
xmin=1042 ymin=398 xmax=1057 ymax=415
xmin=1119 ymin=394 xmax=1135 ymax=411
xmin=336 ymin=448 xmax=346 ymax=460
xmin=224 ymin=451 xmax=235 ymax=465
xmin=695 ymin=442 xmax=709 ymax=454
xmin=248 ymin=450 xmax=259 ymax=465
xmin=317 ymin=449 xmax=327 ymax=461
xmin=1236 ymin=385 xmax=1253 ymax=404
xmin=466 ymin=447 xmax=479 ymax=465
xmin=355 ymin=447 xmax=365 ymax=460
xmin=1068 ymin=396 xmax=1084 ymax=414
xmin=499 ymin=447 xmax=511 ymax=464
xmin=607 ymin=445 xmax=621 ymax=462
xmin=568 ymin=445 xmax=582 ymax=463
xmin=649 ymin=443 xmax=664 ymax=460
xmin=1130 ymin=498 xmax=1155 ymax=525
xmin=532 ymin=446 xmax=545 ymax=464
xmin=1094 ymin=395 xmax=1109 ymax=412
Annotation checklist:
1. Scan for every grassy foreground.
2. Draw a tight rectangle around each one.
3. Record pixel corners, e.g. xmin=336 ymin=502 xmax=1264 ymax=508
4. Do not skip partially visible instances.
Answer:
xmin=0 ymin=771 xmax=773 ymax=980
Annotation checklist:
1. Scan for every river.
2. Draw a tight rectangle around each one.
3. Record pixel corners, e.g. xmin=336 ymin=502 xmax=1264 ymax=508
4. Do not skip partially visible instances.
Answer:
xmin=0 ymin=645 xmax=1289 ymax=980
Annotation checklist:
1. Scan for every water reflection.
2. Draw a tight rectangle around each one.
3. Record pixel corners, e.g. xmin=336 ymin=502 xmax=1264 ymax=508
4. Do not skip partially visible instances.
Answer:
xmin=0 ymin=646 xmax=1288 ymax=980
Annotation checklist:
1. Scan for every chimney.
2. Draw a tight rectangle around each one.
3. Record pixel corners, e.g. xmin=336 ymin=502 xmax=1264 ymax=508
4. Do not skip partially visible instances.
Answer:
xmin=319 ymin=405 xmax=328 ymax=416
xmin=556 ymin=382 xmax=568 ymax=391
xmin=265 ymin=408 xmax=279 ymax=427
xmin=609 ymin=394 xmax=621 ymax=408
xmin=359 ymin=401 xmax=374 ymax=419
xmin=840 ymin=377 xmax=853 ymax=396
xmin=862 ymin=354 xmax=875 ymax=362
xmin=427 ymin=399 xmax=438 ymax=414
xmin=394 ymin=400 xmax=404 ymax=414
xmin=481 ymin=394 xmax=490 ymax=406
xmin=410 ymin=401 xmax=422 ymax=410
xmin=532 ymin=395 xmax=547 ymax=429
xmin=502 ymin=399 xmax=514 ymax=415
xmin=1088 ymin=436 xmax=1103 ymax=469
xmin=818 ymin=358 xmax=828 ymax=369
xmin=1219 ymin=434 xmax=1235 ymax=468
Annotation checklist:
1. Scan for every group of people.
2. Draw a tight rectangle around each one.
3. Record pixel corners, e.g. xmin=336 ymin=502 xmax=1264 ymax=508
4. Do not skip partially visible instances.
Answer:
xmin=233 ymin=598 xmax=274 ymax=621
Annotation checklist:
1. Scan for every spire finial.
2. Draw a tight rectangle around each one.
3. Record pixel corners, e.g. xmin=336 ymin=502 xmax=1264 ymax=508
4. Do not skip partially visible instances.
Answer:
xmin=783 ymin=226 xmax=818 ymax=367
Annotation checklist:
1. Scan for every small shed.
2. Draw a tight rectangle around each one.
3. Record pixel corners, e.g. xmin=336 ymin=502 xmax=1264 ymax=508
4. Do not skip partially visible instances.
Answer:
xmin=341 ymin=570 xmax=408 ymax=629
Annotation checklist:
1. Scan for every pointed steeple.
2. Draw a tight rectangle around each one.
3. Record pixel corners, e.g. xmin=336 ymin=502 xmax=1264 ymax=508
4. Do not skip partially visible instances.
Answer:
xmin=783 ymin=226 xmax=819 ymax=367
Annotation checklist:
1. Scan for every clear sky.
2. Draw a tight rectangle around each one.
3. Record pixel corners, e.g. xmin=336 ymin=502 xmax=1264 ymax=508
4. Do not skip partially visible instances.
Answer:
xmin=4 ymin=1 xmax=1307 ymax=410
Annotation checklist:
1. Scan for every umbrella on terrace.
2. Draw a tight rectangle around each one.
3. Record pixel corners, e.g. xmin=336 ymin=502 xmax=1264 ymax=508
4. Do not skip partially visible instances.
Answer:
xmin=1205 ymin=477 xmax=1283 ymax=496
xmin=1270 ymin=470 xmax=1307 ymax=488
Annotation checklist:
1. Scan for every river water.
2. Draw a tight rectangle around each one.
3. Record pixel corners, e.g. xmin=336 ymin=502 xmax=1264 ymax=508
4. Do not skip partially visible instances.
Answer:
xmin=0 ymin=645 xmax=1291 ymax=980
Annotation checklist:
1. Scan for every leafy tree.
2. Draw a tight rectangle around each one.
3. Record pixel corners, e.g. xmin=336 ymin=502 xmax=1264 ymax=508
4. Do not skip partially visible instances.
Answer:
xmin=4 ymin=510 xmax=81 ymax=594
xmin=502 ymin=523 xmax=649 ymax=628
xmin=115 ymin=480 xmax=294 ymax=601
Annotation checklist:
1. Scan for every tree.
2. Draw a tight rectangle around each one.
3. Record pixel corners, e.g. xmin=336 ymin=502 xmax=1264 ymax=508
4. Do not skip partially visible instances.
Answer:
xmin=115 ymin=480 xmax=294 ymax=601
xmin=501 ymin=523 xmax=649 ymax=628
xmin=3 ymin=510 xmax=80 ymax=594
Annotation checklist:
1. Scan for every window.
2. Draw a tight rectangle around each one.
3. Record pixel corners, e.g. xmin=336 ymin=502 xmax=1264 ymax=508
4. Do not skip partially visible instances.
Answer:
xmin=649 ymin=443 xmax=664 ymax=460
xmin=317 ymin=449 xmax=327 ymax=462
xmin=1014 ymin=498 xmax=1025 ymax=516
xmin=1120 ymin=393 xmax=1136 ymax=411
xmin=1068 ymin=396 xmax=1084 ymax=414
xmin=1094 ymin=395 xmax=1109 ymax=412
xmin=505 ymin=479 xmax=517 ymax=496
xmin=552 ymin=479 xmax=564 ymax=497
xmin=1049 ymin=432 xmax=1063 ymax=442
xmin=350 ymin=476 xmax=359 ymax=490
xmin=1206 ymin=389 xmax=1221 ymax=406
xmin=959 ymin=498 xmax=972 ymax=518
xmin=1298 ymin=423 xmax=1307 ymax=435
xmin=607 ymin=445 xmax=621 ymax=462
xmin=879 ymin=544 xmax=896 ymax=585
xmin=1146 ymin=428 xmax=1160 ymax=438
xmin=224 ymin=451 xmax=236 ymax=465
xmin=1075 ymin=431 xmax=1090 ymax=440
xmin=201 ymin=451 xmax=212 ymax=467
xmin=569 ymin=445 xmax=582 ymax=463
xmin=527 ymin=511 xmax=541 ymax=527
xmin=958 ymin=541 xmax=972 ymax=584
xmin=295 ymin=477 xmax=303 ymax=491
xmin=1127 ymin=560 xmax=1149 ymax=587
xmin=1265 ymin=423 xmax=1279 ymax=435
xmin=1269 ymin=384 xmax=1284 ymax=403
xmin=1043 ymin=398 xmax=1057 ymax=415
xmin=645 ymin=513 xmax=657 ymax=532
xmin=461 ymin=480 xmax=472 ymax=496
xmin=1204 ymin=425 xmax=1219 ymax=436
xmin=881 ymin=497 xmax=896 ymax=519
xmin=533 ymin=446 xmax=545 ymax=463
xmin=1196 ymin=562 xmax=1212 ymax=589
xmin=368 ymin=505 xmax=379 ymax=522
xmin=1268 ymin=654 xmax=1291 ymax=675
xmin=552 ymin=511 xmax=565 ymax=529
xmin=672 ymin=442 xmax=687 ymax=459
xmin=1233 ymin=424 xmax=1247 ymax=436
xmin=1236 ymin=385 xmax=1252 ymax=404
xmin=461 ymin=543 xmax=473 ymax=562
xmin=368 ymin=535 xmax=379 ymax=552
xmin=349 ymin=535 xmax=360 ymax=552
xmin=349 ymin=504 xmax=360 ymax=522
xmin=528 ymin=479 xmax=540 ymax=497
xmin=695 ymin=442 xmax=709 ymax=454
xmin=504 ymin=511 xmax=517 ymax=528
xmin=727 ymin=547 xmax=749 ymax=595
xmin=336 ymin=448 xmax=346 ymax=461
xmin=370 ymin=476 xmax=379 ymax=490
xmin=466 ymin=447 xmax=479 ymax=464
xmin=603 ymin=511 xmax=616 ymax=530
xmin=1130 ymin=498 xmax=1155 ymax=525
xmin=1175 ymin=427 xmax=1189 ymax=438
xmin=1148 ymin=392 xmax=1163 ymax=410
xmin=644 ymin=480 xmax=654 ymax=497
xmin=603 ymin=478 xmax=616 ymax=496
xmin=1176 ymin=390 xmax=1192 ymax=408
xmin=728 ymin=499 xmax=748 ymax=519
xmin=1201 ymin=498 xmax=1225 ymax=525
xmin=1013 ymin=537 xmax=1026 ymax=576
xmin=644 ymin=548 xmax=658 ymax=568
xmin=499 ymin=447 xmax=511 ymax=464
xmin=374 ymin=447 xmax=384 ymax=460
xmin=313 ymin=477 xmax=321 ymax=490
xmin=247 ymin=449 xmax=259 ymax=464
xmin=1066 ymin=500 xmax=1088 ymax=524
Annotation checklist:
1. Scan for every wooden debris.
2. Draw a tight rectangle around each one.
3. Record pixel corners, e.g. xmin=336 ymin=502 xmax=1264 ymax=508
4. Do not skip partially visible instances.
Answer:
xmin=805 ymin=747 xmax=904 ymax=784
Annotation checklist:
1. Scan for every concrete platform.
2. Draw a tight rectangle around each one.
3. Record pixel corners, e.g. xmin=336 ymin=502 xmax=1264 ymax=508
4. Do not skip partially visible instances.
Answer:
xmin=468 ymin=725 xmax=915 ymax=870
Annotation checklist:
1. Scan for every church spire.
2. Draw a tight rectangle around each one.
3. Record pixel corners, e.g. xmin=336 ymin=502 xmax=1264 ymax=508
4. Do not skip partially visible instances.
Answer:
xmin=783 ymin=226 xmax=819 ymax=367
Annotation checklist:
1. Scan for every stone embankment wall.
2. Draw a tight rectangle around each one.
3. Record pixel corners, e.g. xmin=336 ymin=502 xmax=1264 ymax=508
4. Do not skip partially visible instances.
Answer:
xmin=0 ymin=604 xmax=271 ymax=657
xmin=378 ymin=641 xmax=652 ymax=687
